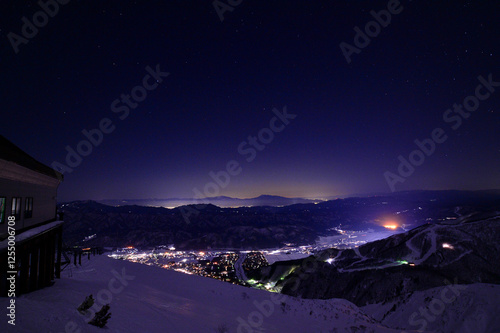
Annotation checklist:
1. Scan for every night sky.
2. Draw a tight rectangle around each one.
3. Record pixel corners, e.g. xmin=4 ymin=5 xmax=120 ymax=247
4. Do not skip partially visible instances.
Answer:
xmin=1 ymin=0 xmax=499 ymax=202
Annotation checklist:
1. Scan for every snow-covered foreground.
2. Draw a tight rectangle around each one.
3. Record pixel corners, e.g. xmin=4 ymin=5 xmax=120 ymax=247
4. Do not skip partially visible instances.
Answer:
xmin=362 ymin=283 xmax=500 ymax=333
xmin=1 ymin=255 xmax=400 ymax=333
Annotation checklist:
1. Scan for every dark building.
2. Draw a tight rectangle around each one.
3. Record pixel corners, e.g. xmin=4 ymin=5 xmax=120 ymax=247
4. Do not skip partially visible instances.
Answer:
xmin=0 ymin=135 xmax=64 ymax=296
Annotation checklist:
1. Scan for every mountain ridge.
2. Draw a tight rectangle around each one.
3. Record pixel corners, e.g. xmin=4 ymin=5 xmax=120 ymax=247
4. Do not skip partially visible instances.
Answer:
xmin=250 ymin=211 xmax=500 ymax=306
xmin=59 ymin=190 xmax=500 ymax=250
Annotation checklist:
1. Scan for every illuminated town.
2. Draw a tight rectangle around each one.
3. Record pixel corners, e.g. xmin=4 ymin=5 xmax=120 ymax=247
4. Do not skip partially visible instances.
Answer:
xmin=107 ymin=226 xmax=388 ymax=286
xmin=109 ymin=247 xmax=266 ymax=285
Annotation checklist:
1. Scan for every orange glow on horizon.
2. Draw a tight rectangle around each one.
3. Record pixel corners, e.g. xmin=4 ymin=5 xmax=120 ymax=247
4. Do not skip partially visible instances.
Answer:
xmin=383 ymin=224 xmax=399 ymax=230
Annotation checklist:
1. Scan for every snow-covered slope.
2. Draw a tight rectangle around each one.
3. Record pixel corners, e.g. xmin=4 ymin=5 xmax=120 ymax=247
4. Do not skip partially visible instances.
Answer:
xmin=256 ymin=213 xmax=500 ymax=307
xmin=362 ymin=283 xmax=500 ymax=333
xmin=1 ymin=255 xmax=400 ymax=333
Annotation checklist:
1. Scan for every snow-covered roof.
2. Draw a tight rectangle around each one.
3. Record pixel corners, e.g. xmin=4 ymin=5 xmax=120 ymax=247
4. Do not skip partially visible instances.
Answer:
xmin=0 ymin=220 xmax=64 ymax=251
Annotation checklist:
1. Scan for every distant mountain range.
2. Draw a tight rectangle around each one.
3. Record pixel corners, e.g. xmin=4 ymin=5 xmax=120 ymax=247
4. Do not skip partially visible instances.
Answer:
xmin=95 ymin=190 xmax=500 ymax=208
xmin=96 ymin=195 xmax=324 ymax=208
xmin=59 ymin=190 xmax=500 ymax=250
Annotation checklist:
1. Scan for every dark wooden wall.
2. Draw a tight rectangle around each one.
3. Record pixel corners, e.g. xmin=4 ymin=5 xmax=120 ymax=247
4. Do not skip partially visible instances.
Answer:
xmin=0 ymin=224 xmax=63 ymax=297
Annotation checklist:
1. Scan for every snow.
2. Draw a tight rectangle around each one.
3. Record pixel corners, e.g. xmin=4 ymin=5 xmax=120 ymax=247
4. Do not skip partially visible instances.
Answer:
xmin=338 ymin=261 xmax=404 ymax=273
xmin=403 ymin=219 xmax=480 ymax=267
xmin=234 ymin=252 xmax=249 ymax=282
xmin=263 ymin=252 xmax=309 ymax=264
xmin=0 ymin=220 xmax=63 ymax=250
xmin=403 ymin=226 xmax=441 ymax=265
xmin=362 ymin=283 xmax=500 ymax=333
xmin=315 ymin=230 xmax=398 ymax=248
xmin=1 ymin=254 xmax=402 ymax=333
xmin=353 ymin=246 xmax=367 ymax=261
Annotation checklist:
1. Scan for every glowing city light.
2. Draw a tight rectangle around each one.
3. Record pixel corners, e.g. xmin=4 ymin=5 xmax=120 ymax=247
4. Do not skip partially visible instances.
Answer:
xmin=383 ymin=224 xmax=398 ymax=230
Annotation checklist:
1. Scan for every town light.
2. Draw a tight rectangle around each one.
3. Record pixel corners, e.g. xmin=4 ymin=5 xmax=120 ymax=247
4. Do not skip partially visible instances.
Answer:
xmin=383 ymin=224 xmax=398 ymax=230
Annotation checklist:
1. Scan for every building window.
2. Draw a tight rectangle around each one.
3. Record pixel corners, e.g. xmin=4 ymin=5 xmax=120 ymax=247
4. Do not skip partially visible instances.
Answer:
xmin=0 ymin=197 xmax=5 ymax=224
xmin=11 ymin=197 xmax=21 ymax=220
xmin=25 ymin=197 xmax=33 ymax=219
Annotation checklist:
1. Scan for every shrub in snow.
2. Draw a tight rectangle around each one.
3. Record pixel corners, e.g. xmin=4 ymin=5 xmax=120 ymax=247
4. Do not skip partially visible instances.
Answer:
xmin=88 ymin=304 xmax=111 ymax=328
xmin=77 ymin=295 xmax=95 ymax=314
xmin=281 ymin=302 xmax=288 ymax=313
xmin=214 ymin=323 xmax=229 ymax=333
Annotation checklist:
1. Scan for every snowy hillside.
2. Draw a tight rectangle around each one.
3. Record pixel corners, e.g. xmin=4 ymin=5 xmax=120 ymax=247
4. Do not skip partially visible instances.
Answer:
xmin=362 ymin=283 xmax=500 ymax=333
xmin=252 ymin=213 xmax=500 ymax=307
xmin=1 ymin=255 xmax=399 ymax=333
